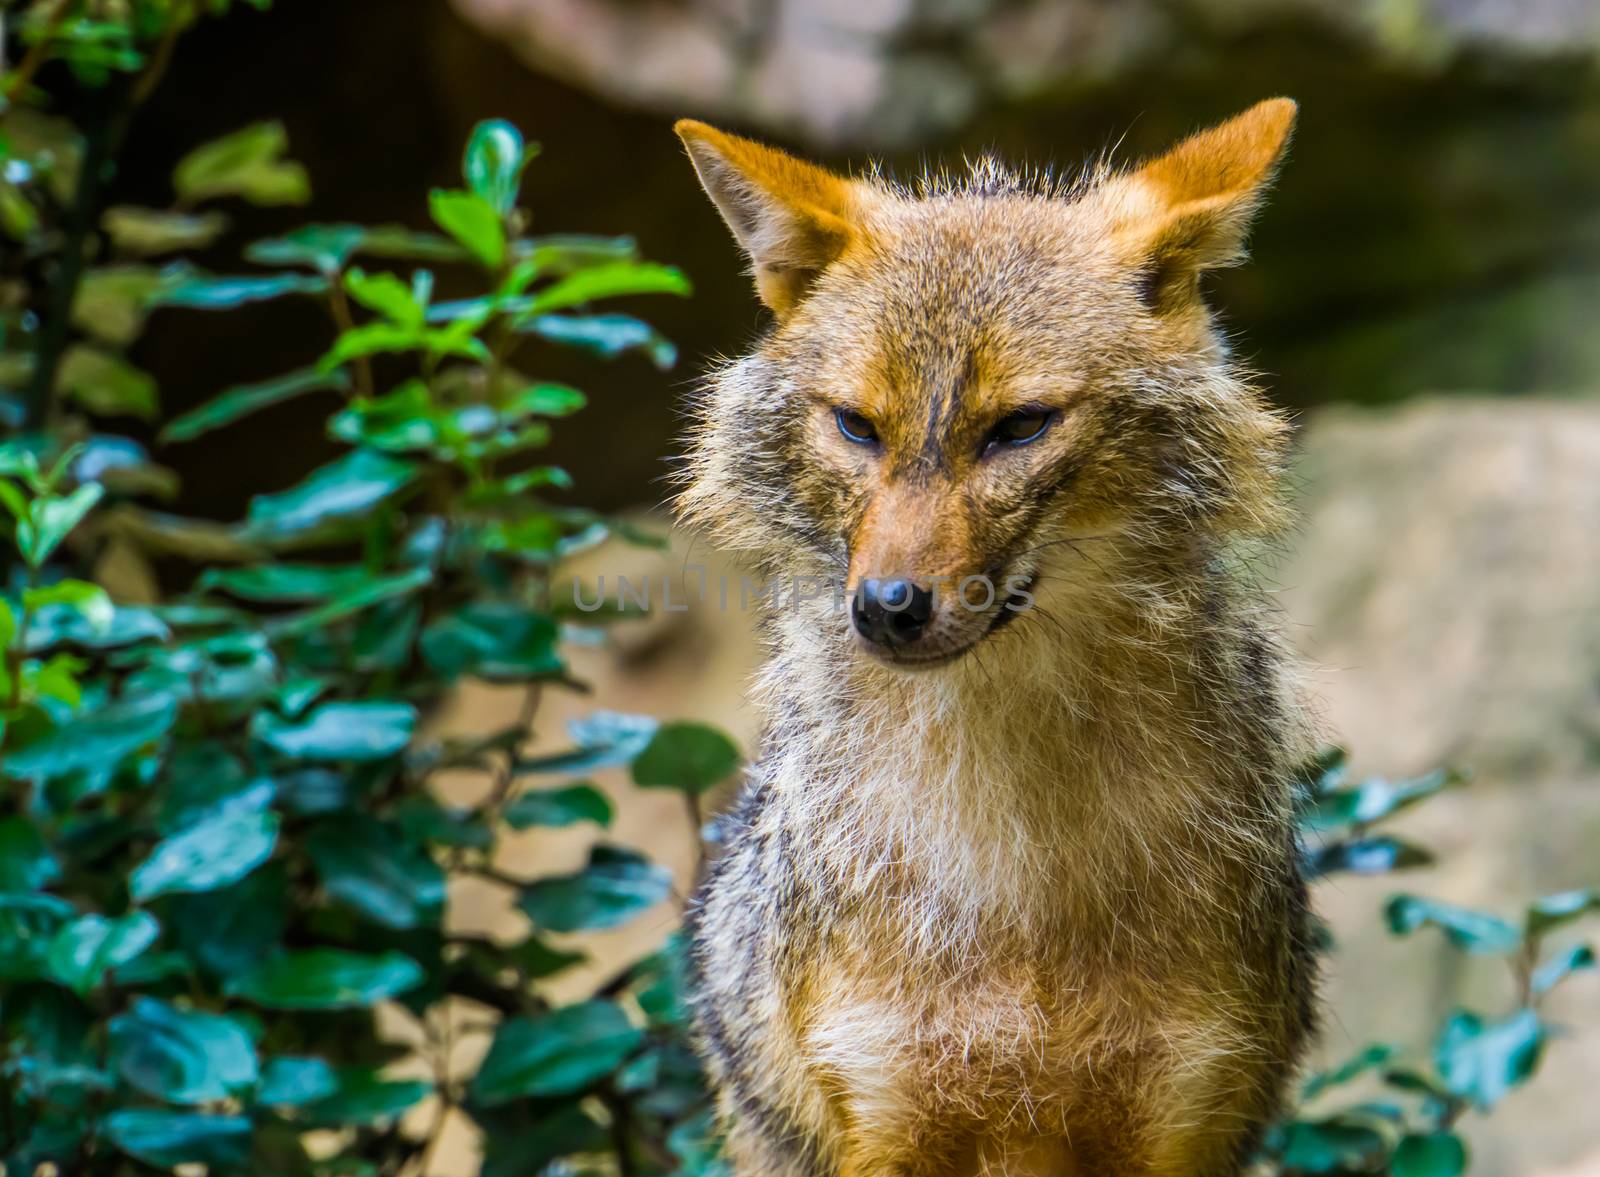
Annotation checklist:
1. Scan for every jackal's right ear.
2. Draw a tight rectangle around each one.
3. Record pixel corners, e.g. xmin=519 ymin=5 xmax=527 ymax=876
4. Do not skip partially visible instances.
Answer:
xmin=675 ymin=120 xmax=863 ymax=318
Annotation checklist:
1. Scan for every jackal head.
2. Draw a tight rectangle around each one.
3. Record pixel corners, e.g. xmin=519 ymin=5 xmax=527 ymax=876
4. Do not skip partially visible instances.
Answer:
xmin=674 ymin=101 xmax=1295 ymax=670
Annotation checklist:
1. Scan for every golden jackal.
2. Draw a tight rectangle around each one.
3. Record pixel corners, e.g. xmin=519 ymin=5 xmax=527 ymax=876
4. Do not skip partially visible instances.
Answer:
xmin=673 ymin=99 xmax=1317 ymax=1177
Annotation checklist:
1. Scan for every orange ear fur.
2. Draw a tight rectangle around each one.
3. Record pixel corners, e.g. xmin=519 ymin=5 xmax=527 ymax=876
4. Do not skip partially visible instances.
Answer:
xmin=674 ymin=119 xmax=863 ymax=317
xmin=1108 ymin=98 xmax=1298 ymax=305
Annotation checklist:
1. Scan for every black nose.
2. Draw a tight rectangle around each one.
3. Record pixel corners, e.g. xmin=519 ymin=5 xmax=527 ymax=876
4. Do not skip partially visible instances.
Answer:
xmin=852 ymin=578 xmax=934 ymax=646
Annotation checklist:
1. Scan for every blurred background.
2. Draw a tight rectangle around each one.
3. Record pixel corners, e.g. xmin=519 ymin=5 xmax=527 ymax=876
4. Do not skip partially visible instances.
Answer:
xmin=105 ymin=1 xmax=1600 ymax=1173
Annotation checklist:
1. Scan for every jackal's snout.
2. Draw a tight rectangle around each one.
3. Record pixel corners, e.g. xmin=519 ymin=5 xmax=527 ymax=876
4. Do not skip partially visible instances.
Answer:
xmin=843 ymin=482 xmax=1027 ymax=667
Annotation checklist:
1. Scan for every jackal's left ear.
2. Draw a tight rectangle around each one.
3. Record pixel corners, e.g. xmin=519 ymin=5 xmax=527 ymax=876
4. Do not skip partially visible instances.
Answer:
xmin=675 ymin=120 xmax=865 ymax=318
xmin=1104 ymin=98 xmax=1297 ymax=309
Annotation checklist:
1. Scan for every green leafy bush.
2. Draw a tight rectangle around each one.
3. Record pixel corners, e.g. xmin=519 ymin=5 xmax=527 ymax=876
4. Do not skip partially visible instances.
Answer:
xmin=1263 ymin=751 xmax=1598 ymax=1176
xmin=2 ymin=7 xmax=1594 ymax=1176
xmin=4 ymin=8 xmax=725 ymax=1171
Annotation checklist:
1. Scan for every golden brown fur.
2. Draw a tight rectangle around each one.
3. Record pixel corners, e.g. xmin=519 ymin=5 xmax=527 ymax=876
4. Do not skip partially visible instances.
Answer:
xmin=673 ymin=100 xmax=1317 ymax=1177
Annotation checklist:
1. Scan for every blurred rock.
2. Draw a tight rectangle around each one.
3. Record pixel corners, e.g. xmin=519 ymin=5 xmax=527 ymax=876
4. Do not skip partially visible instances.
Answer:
xmin=449 ymin=0 xmax=1600 ymax=145
xmin=1282 ymin=397 xmax=1600 ymax=777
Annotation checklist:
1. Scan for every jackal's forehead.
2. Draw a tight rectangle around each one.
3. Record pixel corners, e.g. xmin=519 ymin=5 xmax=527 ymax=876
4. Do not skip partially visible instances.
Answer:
xmin=791 ymin=198 xmax=1129 ymax=433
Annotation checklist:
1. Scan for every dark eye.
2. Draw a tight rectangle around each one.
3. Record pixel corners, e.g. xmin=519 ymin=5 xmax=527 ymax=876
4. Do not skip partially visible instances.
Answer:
xmin=835 ymin=407 xmax=879 ymax=446
xmin=983 ymin=409 xmax=1054 ymax=454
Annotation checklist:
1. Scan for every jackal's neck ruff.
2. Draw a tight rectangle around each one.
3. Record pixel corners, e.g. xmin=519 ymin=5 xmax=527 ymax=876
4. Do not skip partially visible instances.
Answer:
xmin=676 ymin=100 xmax=1306 ymax=952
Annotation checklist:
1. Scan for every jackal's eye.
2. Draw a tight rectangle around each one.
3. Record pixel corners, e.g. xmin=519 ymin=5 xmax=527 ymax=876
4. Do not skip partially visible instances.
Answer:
xmin=983 ymin=409 xmax=1054 ymax=455
xmin=835 ymin=408 xmax=879 ymax=447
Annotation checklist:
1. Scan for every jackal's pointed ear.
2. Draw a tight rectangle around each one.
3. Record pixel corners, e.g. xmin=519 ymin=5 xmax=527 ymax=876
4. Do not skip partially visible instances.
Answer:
xmin=675 ymin=120 xmax=863 ymax=318
xmin=1105 ymin=98 xmax=1297 ymax=310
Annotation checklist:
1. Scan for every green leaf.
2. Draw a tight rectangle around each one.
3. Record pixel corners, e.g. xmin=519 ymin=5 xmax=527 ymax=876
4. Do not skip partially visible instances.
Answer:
xmin=56 ymin=345 xmax=158 ymax=419
xmin=1307 ymin=836 xmax=1433 ymax=878
xmin=1385 ymin=894 xmax=1521 ymax=954
xmin=395 ymin=798 xmax=493 ymax=849
xmin=1392 ymin=1133 xmax=1468 ymax=1177
xmin=153 ymin=747 xmax=268 ymax=835
xmin=307 ymin=816 xmax=445 ymax=930
xmin=515 ymin=710 xmax=658 ymax=775
xmin=246 ymin=223 xmax=367 ymax=272
xmin=481 ymin=935 xmax=585 ymax=982
xmin=473 ymin=1000 xmax=643 ymax=1105
xmin=102 ymin=1109 xmax=252 ymax=1168
xmin=1301 ymin=768 xmax=1458 ymax=832
xmin=505 ymin=783 xmax=613 ymax=829
xmin=304 ymin=1070 xmax=432 ymax=1125
xmin=329 ymin=380 xmax=438 ymax=452
xmin=161 ymin=366 xmax=349 ymax=443
xmin=174 ymin=120 xmax=310 ymax=206
xmin=227 ymin=948 xmax=422 ymax=1008
xmin=1274 ymin=1118 xmax=1386 ymax=1174
xmin=5 ymin=691 xmax=175 ymax=781
xmin=25 ymin=599 xmax=167 ymax=652
xmin=13 ymin=481 xmax=103 ymax=567
xmin=1526 ymin=889 xmax=1600 ymax=937
xmin=1 ymin=177 xmax=41 ymax=241
xmin=523 ymin=260 xmax=691 ymax=315
xmin=1300 ymin=1043 xmax=1395 ymax=1102
xmin=1383 ymin=1066 xmax=1455 ymax=1099
xmin=523 ymin=233 xmax=639 ymax=273
xmin=479 ymin=1106 xmax=607 ymax=1177
xmin=507 ymin=382 xmax=586 ymax=417
xmin=72 ymin=264 xmax=164 ymax=345
xmin=71 ymin=435 xmax=178 ymax=499
xmin=1 ymin=981 xmax=96 ymax=1091
xmin=1532 ymin=942 xmax=1595 ymax=996
xmin=345 ymin=267 xmax=423 ymax=328
xmin=0 ymin=816 xmax=61 ymax=891
xmin=123 ymin=630 xmax=278 ymax=707
xmin=1434 ymin=1008 xmax=1545 ymax=1109
xmin=152 ymin=271 xmax=329 ymax=309
xmin=519 ymin=313 xmax=677 ymax=369
xmin=23 ymin=579 xmax=112 ymax=633
xmin=464 ymin=119 xmax=529 ymax=214
xmin=518 ymin=844 xmax=673 ymax=933
xmin=0 ymin=898 xmax=73 ymax=985
xmin=102 ymin=206 xmax=228 ymax=256
xmin=109 ymin=996 xmax=258 ymax=1104
xmin=666 ymin=1109 xmax=727 ymax=1177
xmin=257 ymin=1056 xmax=338 ymax=1106
xmin=200 ymin=562 xmax=370 ymax=602
xmin=263 ymin=567 xmax=432 ymax=638
xmin=631 ymin=721 xmax=741 ymax=795
xmin=358 ymin=224 xmax=468 ymax=263
xmin=46 ymin=911 xmax=159 ymax=995
xmin=1291 ymin=745 xmax=1349 ymax=795
xmin=253 ymin=700 xmax=416 ymax=762
xmin=25 ymin=651 xmax=87 ymax=710
xmin=245 ymin=449 xmax=417 ymax=537
xmin=170 ymin=865 xmax=287 ymax=978
xmin=420 ymin=601 xmax=561 ymax=680
xmin=429 ymin=188 xmax=504 ymax=269
xmin=129 ymin=807 xmax=280 ymax=900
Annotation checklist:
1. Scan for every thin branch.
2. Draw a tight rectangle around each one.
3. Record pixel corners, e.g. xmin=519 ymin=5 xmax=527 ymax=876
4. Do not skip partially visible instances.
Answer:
xmin=0 ymin=0 xmax=74 ymax=102
xmin=327 ymin=278 xmax=375 ymax=400
xmin=22 ymin=72 xmax=126 ymax=427
xmin=128 ymin=0 xmax=189 ymax=107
